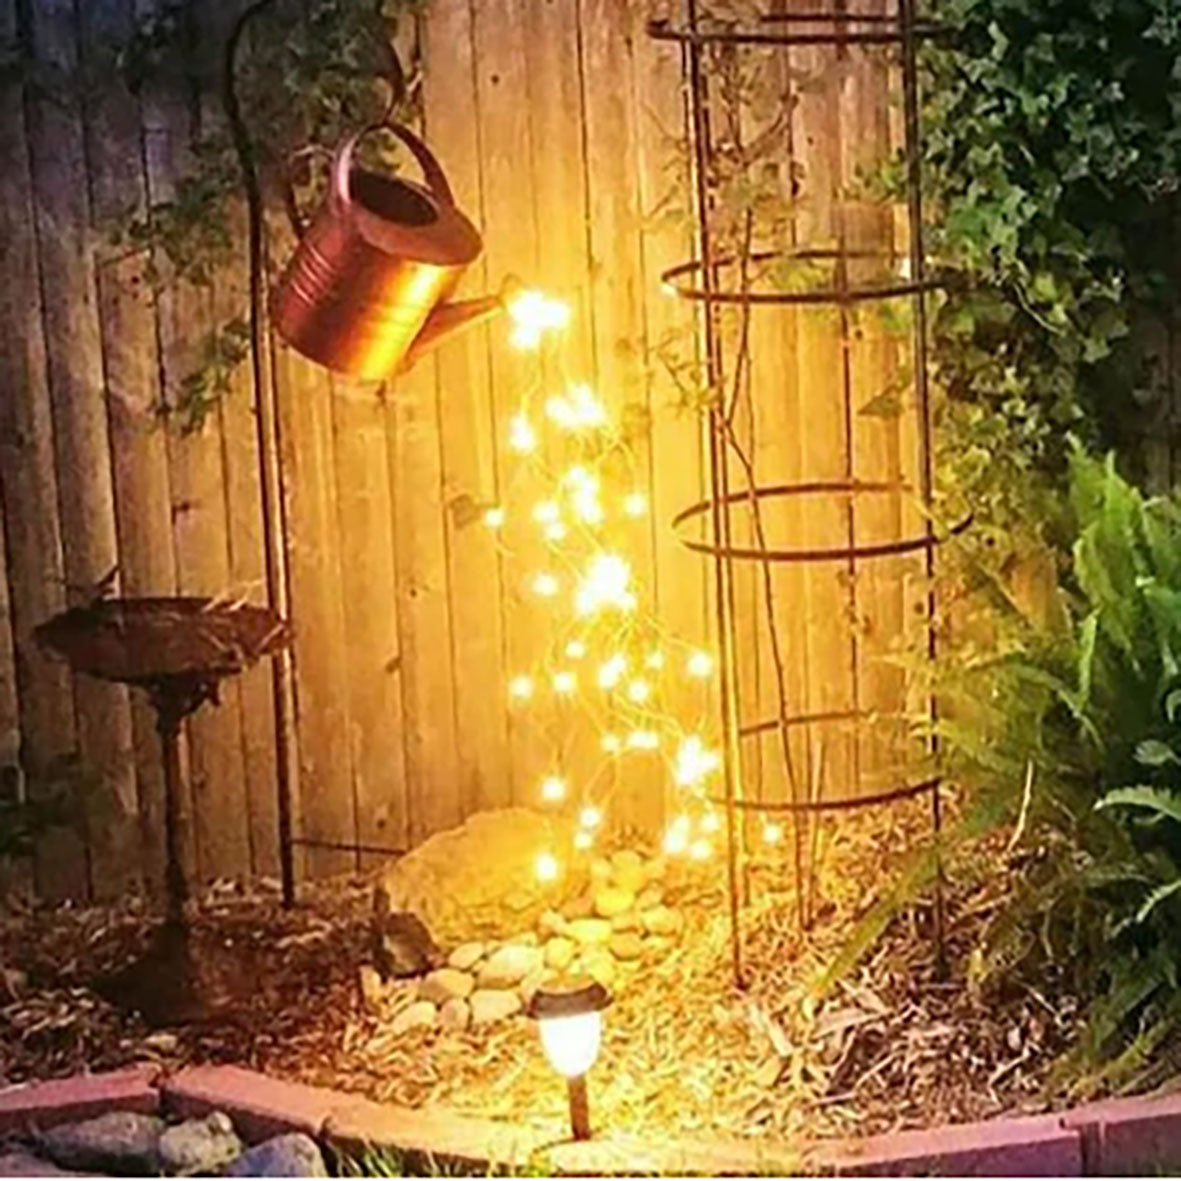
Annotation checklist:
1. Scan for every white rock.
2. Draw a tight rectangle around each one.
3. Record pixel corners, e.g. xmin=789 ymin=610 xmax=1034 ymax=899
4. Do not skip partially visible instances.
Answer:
xmin=593 ymin=886 xmax=635 ymax=919
xmin=544 ymin=936 xmax=576 ymax=971
xmin=478 ymin=943 xmax=544 ymax=988
xmin=538 ymin=909 xmax=568 ymax=938
xmin=470 ymin=988 xmax=522 ymax=1026
xmin=610 ymin=850 xmax=646 ymax=894
xmin=419 ymin=968 xmax=474 ymax=1005
xmin=567 ymin=918 xmax=612 ymax=946
xmin=391 ymin=1000 xmax=438 ymax=1036
xmin=158 ymin=1112 xmax=243 ymax=1176
xmin=358 ymin=964 xmax=386 ymax=1009
xmin=447 ymin=942 xmax=485 ymax=971
xmin=641 ymin=905 xmax=683 ymax=937
xmin=581 ymin=951 xmax=617 ymax=988
xmin=439 ymin=998 xmax=471 ymax=1032
xmin=609 ymin=932 xmax=644 ymax=961
xmin=518 ymin=968 xmax=551 ymax=1006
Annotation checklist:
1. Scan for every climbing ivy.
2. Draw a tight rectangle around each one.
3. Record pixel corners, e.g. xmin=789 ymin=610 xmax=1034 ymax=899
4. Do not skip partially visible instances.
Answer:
xmin=102 ymin=0 xmax=421 ymax=430
xmin=918 ymin=0 xmax=1181 ymax=547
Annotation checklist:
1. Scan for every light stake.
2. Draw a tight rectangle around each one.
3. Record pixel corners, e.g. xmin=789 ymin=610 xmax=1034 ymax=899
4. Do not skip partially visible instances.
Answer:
xmin=527 ymin=979 xmax=612 ymax=1141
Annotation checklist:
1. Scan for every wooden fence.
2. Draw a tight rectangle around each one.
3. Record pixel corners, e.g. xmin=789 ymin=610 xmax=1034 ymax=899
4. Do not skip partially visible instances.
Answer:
xmin=0 ymin=0 xmax=933 ymax=903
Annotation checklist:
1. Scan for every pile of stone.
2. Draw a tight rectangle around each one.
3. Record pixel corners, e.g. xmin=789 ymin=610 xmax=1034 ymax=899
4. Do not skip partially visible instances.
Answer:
xmin=363 ymin=847 xmax=685 ymax=1037
xmin=4 ymin=1110 xmax=326 ymax=1177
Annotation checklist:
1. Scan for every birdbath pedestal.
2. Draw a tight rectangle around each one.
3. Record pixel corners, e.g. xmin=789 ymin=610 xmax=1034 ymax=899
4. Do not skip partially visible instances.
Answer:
xmin=36 ymin=597 xmax=289 ymax=1021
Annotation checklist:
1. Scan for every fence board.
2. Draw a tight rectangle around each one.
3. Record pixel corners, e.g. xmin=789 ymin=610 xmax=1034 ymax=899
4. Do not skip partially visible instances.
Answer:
xmin=24 ymin=0 xmax=140 ymax=899
xmin=276 ymin=347 xmax=357 ymax=878
xmin=332 ymin=375 xmax=409 ymax=861
xmin=0 ymin=0 xmax=81 ymax=901
xmin=425 ymin=0 xmax=512 ymax=818
xmin=0 ymin=0 xmax=920 ymax=901
xmin=83 ymin=0 xmax=176 ymax=900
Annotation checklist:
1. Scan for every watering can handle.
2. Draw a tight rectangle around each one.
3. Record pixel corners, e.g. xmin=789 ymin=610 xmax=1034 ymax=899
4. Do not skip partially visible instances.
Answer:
xmin=332 ymin=121 xmax=456 ymax=209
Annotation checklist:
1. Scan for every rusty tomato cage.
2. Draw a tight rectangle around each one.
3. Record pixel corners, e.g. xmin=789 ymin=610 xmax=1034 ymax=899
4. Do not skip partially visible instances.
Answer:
xmin=650 ymin=0 xmax=963 ymax=984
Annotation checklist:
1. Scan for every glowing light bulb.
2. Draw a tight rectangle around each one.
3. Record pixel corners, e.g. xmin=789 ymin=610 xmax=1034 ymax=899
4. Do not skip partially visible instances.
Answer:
xmin=597 ymin=654 xmax=627 ymax=690
xmin=601 ymin=733 xmax=622 ymax=754
xmin=532 ymin=572 xmax=560 ymax=597
xmin=535 ymin=851 xmax=560 ymax=882
xmin=674 ymin=735 xmax=720 ymax=787
xmin=646 ymin=650 xmax=665 ymax=671
xmin=544 ymin=522 xmax=568 ymax=543
xmin=627 ymin=679 xmax=651 ymax=704
xmin=509 ymin=412 xmax=537 ymax=453
xmin=627 ymin=729 xmax=659 ymax=751
xmin=701 ymin=811 xmax=721 ymax=834
xmin=509 ymin=675 xmax=534 ymax=701
xmin=576 ymin=554 xmax=634 ymax=615
xmin=565 ymin=640 xmax=587 ymax=660
xmin=689 ymin=838 xmax=712 ymax=861
xmin=687 ymin=650 xmax=714 ymax=678
xmin=574 ymin=830 xmax=594 ymax=851
xmin=579 ymin=805 xmax=603 ymax=829
xmin=483 ymin=506 xmax=506 ymax=529
xmin=508 ymin=290 xmax=571 ymax=350
xmin=553 ymin=670 xmax=577 ymax=695
xmin=541 ymin=775 xmax=567 ymax=802
xmin=623 ymin=491 xmax=647 ymax=518
xmin=663 ymin=823 xmax=689 ymax=856
xmin=533 ymin=500 xmax=561 ymax=524
xmin=762 ymin=821 xmax=784 ymax=846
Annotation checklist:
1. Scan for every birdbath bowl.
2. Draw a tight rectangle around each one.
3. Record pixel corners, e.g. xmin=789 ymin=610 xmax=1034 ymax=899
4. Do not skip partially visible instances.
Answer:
xmin=36 ymin=596 xmax=289 ymax=1023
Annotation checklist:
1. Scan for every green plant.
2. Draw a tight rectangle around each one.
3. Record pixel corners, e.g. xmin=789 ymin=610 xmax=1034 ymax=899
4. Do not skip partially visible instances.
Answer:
xmin=916 ymin=0 xmax=1181 ymax=553
xmin=829 ymin=451 xmax=1181 ymax=1094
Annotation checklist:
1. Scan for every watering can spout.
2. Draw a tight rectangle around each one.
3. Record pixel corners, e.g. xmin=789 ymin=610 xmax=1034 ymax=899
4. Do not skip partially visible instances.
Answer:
xmin=400 ymin=293 xmax=505 ymax=372
xmin=399 ymin=278 xmax=524 ymax=371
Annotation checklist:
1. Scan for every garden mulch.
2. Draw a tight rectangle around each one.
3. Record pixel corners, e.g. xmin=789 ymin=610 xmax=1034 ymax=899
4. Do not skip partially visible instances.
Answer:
xmin=0 ymin=796 xmax=1084 ymax=1145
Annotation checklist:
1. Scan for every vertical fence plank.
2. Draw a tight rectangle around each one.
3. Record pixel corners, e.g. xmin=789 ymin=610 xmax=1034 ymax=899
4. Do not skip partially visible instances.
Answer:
xmin=332 ymin=375 xmax=409 ymax=862
xmin=579 ymin=0 xmax=659 ymax=833
xmin=274 ymin=346 xmax=357 ymax=877
xmin=25 ymin=0 xmax=140 ymax=899
xmin=471 ymin=0 xmax=543 ymax=808
xmin=390 ymin=351 xmax=461 ymax=844
xmin=82 ymin=0 xmax=176 ymax=900
xmin=425 ymin=0 xmax=511 ymax=819
xmin=0 ymin=0 xmax=81 ymax=901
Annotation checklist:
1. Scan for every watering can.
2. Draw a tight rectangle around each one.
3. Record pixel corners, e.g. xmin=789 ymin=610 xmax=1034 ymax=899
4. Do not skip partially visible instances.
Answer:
xmin=272 ymin=122 xmax=504 ymax=380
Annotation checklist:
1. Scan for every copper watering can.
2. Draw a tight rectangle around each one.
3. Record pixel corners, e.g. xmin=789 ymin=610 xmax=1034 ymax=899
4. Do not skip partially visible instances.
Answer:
xmin=272 ymin=122 xmax=503 ymax=379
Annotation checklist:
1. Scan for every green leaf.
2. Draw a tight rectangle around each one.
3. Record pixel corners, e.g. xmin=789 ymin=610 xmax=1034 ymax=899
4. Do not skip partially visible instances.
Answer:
xmin=1097 ymin=786 xmax=1181 ymax=826
xmin=1134 ymin=739 xmax=1180 ymax=768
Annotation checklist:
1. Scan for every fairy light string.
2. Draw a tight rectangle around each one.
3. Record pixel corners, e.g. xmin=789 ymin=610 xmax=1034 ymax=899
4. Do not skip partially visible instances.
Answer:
xmin=502 ymin=290 xmax=757 ymax=882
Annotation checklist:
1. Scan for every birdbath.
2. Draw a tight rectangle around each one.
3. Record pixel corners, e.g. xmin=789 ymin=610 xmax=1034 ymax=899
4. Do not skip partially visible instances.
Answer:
xmin=36 ymin=597 xmax=288 ymax=1021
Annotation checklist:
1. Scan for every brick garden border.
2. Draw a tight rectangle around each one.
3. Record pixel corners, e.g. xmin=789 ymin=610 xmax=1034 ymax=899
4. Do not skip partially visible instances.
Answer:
xmin=4 ymin=1065 xmax=1181 ymax=1175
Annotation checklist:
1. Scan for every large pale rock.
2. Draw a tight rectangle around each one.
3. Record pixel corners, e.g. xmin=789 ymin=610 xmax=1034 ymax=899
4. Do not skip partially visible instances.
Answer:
xmin=567 ymin=918 xmax=612 ymax=946
xmin=470 ymin=988 xmax=522 ymax=1026
xmin=158 ymin=1112 xmax=243 ymax=1176
xmin=447 ymin=942 xmax=485 ymax=971
xmin=40 ymin=1112 xmax=164 ymax=1175
xmin=223 ymin=1134 xmax=327 ymax=1177
xmin=439 ymin=997 xmax=472 ymax=1031
xmin=544 ymin=936 xmax=576 ymax=971
xmin=610 ymin=849 xmax=646 ymax=894
xmin=593 ymin=886 xmax=635 ymax=919
xmin=478 ymin=943 xmax=543 ymax=988
xmin=609 ymin=932 xmax=644 ymax=961
xmin=379 ymin=808 xmax=582 ymax=944
xmin=419 ymin=968 xmax=474 ymax=1005
xmin=391 ymin=1000 xmax=438 ymax=1035
xmin=642 ymin=905 xmax=683 ymax=937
